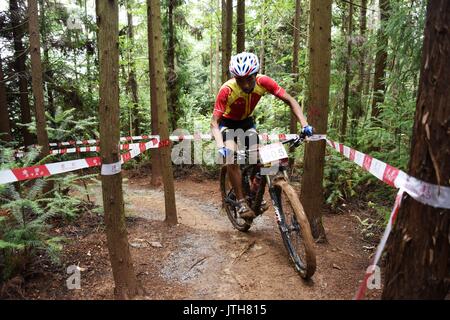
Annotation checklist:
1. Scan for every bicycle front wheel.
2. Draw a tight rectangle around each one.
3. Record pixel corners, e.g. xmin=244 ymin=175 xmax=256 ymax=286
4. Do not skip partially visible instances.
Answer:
xmin=220 ymin=166 xmax=251 ymax=232
xmin=272 ymin=179 xmax=316 ymax=279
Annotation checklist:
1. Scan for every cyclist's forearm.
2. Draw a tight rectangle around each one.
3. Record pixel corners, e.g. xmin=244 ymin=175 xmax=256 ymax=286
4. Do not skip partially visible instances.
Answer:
xmin=281 ymin=92 xmax=308 ymax=128
xmin=291 ymin=102 xmax=308 ymax=128
xmin=210 ymin=119 xmax=225 ymax=148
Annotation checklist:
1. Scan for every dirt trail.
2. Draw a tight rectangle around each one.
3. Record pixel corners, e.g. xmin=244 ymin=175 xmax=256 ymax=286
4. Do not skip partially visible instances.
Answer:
xmin=81 ymin=175 xmax=381 ymax=300
xmin=7 ymin=174 xmax=381 ymax=300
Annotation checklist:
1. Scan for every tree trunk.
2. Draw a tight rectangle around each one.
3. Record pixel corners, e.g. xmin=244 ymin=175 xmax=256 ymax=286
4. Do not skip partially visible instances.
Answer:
xmin=10 ymin=0 xmax=33 ymax=147
xmin=167 ymin=0 xmax=178 ymax=131
xmin=355 ymin=0 xmax=367 ymax=120
xmin=147 ymin=2 xmax=163 ymax=187
xmin=148 ymin=0 xmax=178 ymax=226
xmin=0 ymin=55 xmax=12 ymax=142
xmin=259 ymin=12 xmax=265 ymax=74
xmin=300 ymin=0 xmax=332 ymax=242
xmin=382 ymin=0 xmax=450 ymax=299
xmin=236 ymin=0 xmax=245 ymax=53
xmin=221 ymin=0 xmax=232 ymax=83
xmin=290 ymin=0 xmax=302 ymax=136
xmin=96 ymin=0 xmax=142 ymax=299
xmin=215 ymin=0 xmax=220 ymax=93
xmin=28 ymin=0 xmax=49 ymax=157
xmin=210 ymin=2 xmax=214 ymax=101
xmin=340 ymin=1 xmax=353 ymax=141
xmin=126 ymin=4 xmax=141 ymax=136
xmin=371 ymin=0 xmax=390 ymax=119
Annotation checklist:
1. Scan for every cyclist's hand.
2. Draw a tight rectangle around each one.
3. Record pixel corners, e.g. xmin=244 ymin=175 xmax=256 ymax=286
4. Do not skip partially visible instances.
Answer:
xmin=218 ymin=147 xmax=231 ymax=158
xmin=301 ymin=125 xmax=314 ymax=137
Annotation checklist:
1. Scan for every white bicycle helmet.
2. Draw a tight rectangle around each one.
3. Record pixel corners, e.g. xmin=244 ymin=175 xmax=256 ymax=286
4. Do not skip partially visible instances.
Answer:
xmin=229 ymin=52 xmax=260 ymax=77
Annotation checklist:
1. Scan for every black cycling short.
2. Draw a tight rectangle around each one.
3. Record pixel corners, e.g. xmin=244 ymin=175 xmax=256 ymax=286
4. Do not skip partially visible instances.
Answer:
xmin=219 ymin=117 xmax=259 ymax=150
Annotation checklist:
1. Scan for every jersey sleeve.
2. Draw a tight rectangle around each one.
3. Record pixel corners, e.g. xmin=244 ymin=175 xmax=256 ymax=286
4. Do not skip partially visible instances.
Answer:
xmin=213 ymin=86 xmax=231 ymax=118
xmin=257 ymin=75 xmax=286 ymax=98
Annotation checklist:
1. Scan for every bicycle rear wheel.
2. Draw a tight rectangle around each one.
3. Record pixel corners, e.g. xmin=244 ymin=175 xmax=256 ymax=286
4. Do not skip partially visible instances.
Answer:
xmin=272 ymin=179 xmax=316 ymax=279
xmin=220 ymin=166 xmax=251 ymax=232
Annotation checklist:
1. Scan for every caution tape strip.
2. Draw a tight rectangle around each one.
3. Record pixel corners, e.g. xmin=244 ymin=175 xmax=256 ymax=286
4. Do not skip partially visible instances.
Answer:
xmin=0 ymin=139 xmax=163 ymax=184
xmin=325 ymin=139 xmax=450 ymax=210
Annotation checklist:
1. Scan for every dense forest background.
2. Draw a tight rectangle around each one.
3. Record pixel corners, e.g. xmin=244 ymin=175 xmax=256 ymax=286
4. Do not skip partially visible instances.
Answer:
xmin=0 ymin=0 xmax=426 ymax=203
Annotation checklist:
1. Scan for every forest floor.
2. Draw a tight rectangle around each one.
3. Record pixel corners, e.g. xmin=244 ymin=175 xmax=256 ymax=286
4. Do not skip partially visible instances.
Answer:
xmin=1 ymin=167 xmax=383 ymax=300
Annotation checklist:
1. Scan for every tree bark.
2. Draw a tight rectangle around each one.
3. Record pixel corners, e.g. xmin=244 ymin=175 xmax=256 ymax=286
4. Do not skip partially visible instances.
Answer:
xmin=96 ymin=0 xmax=142 ymax=299
xmin=382 ymin=0 xmax=450 ymax=299
xmin=147 ymin=1 xmax=163 ymax=186
xmin=221 ymin=0 xmax=232 ymax=83
xmin=10 ymin=0 xmax=33 ymax=147
xmin=167 ymin=0 xmax=178 ymax=131
xmin=126 ymin=4 xmax=141 ymax=136
xmin=0 ymin=55 xmax=12 ymax=142
xmin=340 ymin=1 xmax=353 ymax=141
xmin=148 ymin=0 xmax=178 ymax=226
xmin=371 ymin=0 xmax=390 ymax=119
xmin=215 ymin=0 xmax=220 ymax=93
xmin=300 ymin=0 xmax=332 ymax=242
xmin=236 ymin=0 xmax=245 ymax=53
xmin=28 ymin=0 xmax=49 ymax=157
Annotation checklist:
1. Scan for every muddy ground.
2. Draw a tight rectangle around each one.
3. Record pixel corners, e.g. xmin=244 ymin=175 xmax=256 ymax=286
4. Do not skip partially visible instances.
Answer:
xmin=1 ymin=169 xmax=383 ymax=300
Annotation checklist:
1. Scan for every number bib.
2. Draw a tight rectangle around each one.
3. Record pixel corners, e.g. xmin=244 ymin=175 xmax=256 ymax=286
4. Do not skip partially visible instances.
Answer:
xmin=259 ymin=142 xmax=288 ymax=164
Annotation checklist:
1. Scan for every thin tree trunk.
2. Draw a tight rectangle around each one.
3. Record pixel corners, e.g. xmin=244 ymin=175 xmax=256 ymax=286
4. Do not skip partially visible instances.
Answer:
xmin=147 ymin=2 xmax=163 ymax=187
xmin=39 ymin=0 xmax=54 ymax=119
xmin=221 ymin=0 xmax=232 ymax=83
xmin=300 ymin=0 xmax=332 ymax=242
xmin=96 ymin=0 xmax=142 ymax=299
xmin=290 ymin=0 xmax=302 ymax=136
xmin=126 ymin=4 xmax=141 ymax=136
xmin=382 ymin=0 xmax=450 ymax=299
xmin=0 ymin=55 xmax=12 ymax=142
xmin=260 ymin=12 xmax=265 ymax=74
xmin=28 ymin=0 xmax=49 ymax=157
xmin=236 ymin=0 xmax=245 ymax=53
xmin=210 ymin=2 xmax=214 ymax=101
xmin=341 ymin=1 xmax=353 ymax=141
xmin=215 ymin=0 xmax=220 ymax=93
xmin=167 ymin=0 xmax=178 ymax=131
xmin=371 ymin=0 xmax=390 ymax=119
xmin=353 ymin=0 xmax=367 ymax=132
xmin=10 ymin=0 xmax=33 ymax=147
xmin=148 ymin=0 xmax=178 ymax=226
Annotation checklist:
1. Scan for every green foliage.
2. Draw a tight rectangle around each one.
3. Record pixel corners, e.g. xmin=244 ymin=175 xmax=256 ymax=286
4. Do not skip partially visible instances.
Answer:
xmin=0 ymin=147 xmax=94 ymax=280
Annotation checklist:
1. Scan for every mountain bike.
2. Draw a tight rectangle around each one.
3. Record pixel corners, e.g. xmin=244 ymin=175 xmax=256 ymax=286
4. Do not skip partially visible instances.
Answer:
xmin=220 ymin=134 xmax=316 ymax=279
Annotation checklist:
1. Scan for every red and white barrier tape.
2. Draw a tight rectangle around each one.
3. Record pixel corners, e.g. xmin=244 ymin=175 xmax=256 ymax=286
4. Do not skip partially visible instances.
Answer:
xmin=47 ymin=133 xmax=298 ymax=148
xmin=0 ymin=139 xmax=162 ymax=184
xmin=326 ymin=139 xmax=450 ymax=210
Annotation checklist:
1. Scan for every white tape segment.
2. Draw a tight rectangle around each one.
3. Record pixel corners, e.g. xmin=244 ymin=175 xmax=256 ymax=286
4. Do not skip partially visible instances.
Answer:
xmin=101 ymin=161 xmax=121 ymax=176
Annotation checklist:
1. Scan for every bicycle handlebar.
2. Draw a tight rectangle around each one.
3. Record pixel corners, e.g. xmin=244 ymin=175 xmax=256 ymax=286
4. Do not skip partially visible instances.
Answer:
xmin=235 ymin=133 xmax=307 ymax=157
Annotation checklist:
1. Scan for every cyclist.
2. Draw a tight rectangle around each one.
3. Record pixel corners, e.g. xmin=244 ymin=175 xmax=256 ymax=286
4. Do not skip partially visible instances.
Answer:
xmin=211 ymin=52 xmax=313 ymax=220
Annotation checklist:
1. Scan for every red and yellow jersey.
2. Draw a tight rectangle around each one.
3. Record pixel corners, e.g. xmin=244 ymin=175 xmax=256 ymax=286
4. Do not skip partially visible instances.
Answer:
xmin=213 ymin=74 xmax=286 ymax=120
